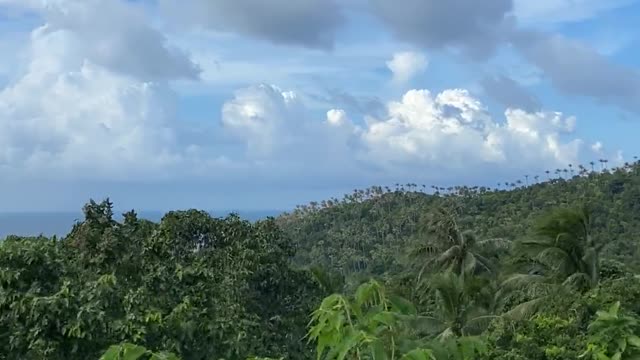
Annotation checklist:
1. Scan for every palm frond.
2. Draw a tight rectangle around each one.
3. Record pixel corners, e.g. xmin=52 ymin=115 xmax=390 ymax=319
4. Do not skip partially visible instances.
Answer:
xmin=410 ymin=315 xmax=446 ymax=336
xmin=562 ymin=272 xmax=591 ymax=290
xmin=503 ymin=296 xmax=549 ymax=320
xmin=473 ymin=253 xmax=495 ymax=274
xmin=463 ymin=315 xmax=498 ymax=335
xmin=501 ymin=273 xmax=548 ymax=290
xmin=462 ymin=251 xmax=477 ymax=275
xmin=434 ymin=246 xmax=462 ymax=268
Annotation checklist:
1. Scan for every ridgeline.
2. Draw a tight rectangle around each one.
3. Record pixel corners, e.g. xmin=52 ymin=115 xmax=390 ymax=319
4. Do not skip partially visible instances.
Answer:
xmin=2 ymin=163 xmax=640 ymax=359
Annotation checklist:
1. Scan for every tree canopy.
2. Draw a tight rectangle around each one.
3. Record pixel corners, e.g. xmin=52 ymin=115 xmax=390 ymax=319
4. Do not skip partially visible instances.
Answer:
xmin=1 ymin=162 xmax=640 ymax=359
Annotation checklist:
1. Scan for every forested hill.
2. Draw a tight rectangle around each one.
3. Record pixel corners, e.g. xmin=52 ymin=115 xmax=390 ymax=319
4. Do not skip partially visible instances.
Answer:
xmin=279 ymin=163 xmax=640 ymax=277
xmin=3 ymin=163 xmax=640 ymax=360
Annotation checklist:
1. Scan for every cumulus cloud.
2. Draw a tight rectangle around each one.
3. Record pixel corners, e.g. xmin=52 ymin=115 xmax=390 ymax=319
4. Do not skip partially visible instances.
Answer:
xmin=221 ymin=84 xmax=307 ymax=157
xmin=219 ymin=84 xmax=366 ymax=183
xmin=326 ymin=109 xmax=348 ymax=126
xmin=1 ymin=0 xmax=200 ymax=81
xmin=386 ymin=51 xmax=428 ymax=84
xmin=367 ymin=0 xmax=640 ymax=116
xmin=592 ymin=141 xmax=604 ymax=154
xmin=369 ymin=0 xmax=515 ymax=59
xmin=0 ymin=0 xmax=203 ymax=180
xmin=0 ymin=0 xmax=623 ymax=188
xmin=158 ymin=0 xmax=344 ymax=49
xmin=359 ymin=89 xmax=585 ymax=177
xmin=220 ymin=83 xmax=606 ymax=184
xmin=481 ymin=74 xmax=541 ymax=112
xmin=0 ymin=33 xmax=188 ymax=179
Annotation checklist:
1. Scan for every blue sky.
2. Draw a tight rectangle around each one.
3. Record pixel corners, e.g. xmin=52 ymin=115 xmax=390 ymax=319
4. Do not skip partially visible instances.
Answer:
xmin=0 ymin=0 xmax=639 ymax=212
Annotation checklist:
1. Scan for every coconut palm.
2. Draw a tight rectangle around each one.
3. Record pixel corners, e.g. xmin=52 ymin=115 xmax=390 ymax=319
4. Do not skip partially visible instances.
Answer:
xmin=413 ymin=272 xmax=498 ymax=338
xmin=412 ymin=207 xmax=510 ymax=282
xmin=520 ymin=205 xmax=600 ymax=288
xmin=501 ymin=206 xmax=602 ymax=319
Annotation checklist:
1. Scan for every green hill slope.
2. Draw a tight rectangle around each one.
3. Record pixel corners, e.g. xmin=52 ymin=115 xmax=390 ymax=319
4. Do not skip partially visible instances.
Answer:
xmin=279 ymin=164 xmax=640 ymax=277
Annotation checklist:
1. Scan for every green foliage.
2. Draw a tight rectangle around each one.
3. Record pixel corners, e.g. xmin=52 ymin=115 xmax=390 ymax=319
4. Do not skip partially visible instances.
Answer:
xmin=280 ymin=165 xmax=640 ymax=279
xmin=0 ymin=200 xmax=322 ymax=360
xmin=4 ymin=162 xmax=640 ymax=360
xmin=580 ymin=302 xmax=640 ymax=360
xmin=484 ymin=312 xmax=586 ymax=360
xmin=307 ymin=279 xmax=419 ymax=360
xmin=514 ymin=205 xmax=600 ymax=290
xmin=306 ymin=280 xmax=487 ymax=360
xmin=100 ymin=343 xmax=180 ymax=360
xmin=416 ymin=272 xmax=498 ymax=338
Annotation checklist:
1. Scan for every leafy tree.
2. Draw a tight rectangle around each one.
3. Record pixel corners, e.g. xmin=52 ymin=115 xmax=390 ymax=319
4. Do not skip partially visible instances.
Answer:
xmin=307 ymin=280 xmax=487 ymax=360
xmin=580 ymin=302 xmax=640 ymax=360
xmin=0 ymin=200 xmax=322 ymax=360
xmin=100 ymin=343 xmax=179 ymax=360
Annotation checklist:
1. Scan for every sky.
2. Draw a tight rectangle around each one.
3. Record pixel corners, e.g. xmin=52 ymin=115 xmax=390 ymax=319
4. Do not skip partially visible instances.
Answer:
xmin=0 ymin=0 xmax=639 ymax=212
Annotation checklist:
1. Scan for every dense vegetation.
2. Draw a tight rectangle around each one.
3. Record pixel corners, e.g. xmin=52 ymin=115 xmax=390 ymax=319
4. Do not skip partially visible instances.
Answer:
xmin=2 ymin=162 xmax=640 ymax=359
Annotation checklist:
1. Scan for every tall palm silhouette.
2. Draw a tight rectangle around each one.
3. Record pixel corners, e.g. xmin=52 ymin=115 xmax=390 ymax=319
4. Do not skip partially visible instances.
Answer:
xmin=415 ymin=272 xmax=498 ymax=338
xmin=502 ymin=206 xmax=602 ymax=319
xmin=412 ymin=206 xmax=509 ymax=281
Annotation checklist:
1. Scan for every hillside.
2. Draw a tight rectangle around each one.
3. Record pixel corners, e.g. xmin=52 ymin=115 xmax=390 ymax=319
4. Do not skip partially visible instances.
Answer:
xmin=3 ymin=164 xmax=640 ymax=359
xmin=279 ymin=163 xmax=640 ymax=277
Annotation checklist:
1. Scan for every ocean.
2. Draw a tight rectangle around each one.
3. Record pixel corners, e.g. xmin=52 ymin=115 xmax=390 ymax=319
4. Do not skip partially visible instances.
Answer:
xmin=0 ymin=210 xmax=283 ymax=239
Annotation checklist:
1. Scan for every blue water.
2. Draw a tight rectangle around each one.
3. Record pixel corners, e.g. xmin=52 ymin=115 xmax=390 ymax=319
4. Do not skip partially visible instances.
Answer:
xmin=0 ymin=210 xmax=283 ymax=239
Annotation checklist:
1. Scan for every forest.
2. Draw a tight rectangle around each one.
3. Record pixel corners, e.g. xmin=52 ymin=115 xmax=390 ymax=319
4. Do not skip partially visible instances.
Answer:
xmin=2 ymin=161 xmax=640 ymax=360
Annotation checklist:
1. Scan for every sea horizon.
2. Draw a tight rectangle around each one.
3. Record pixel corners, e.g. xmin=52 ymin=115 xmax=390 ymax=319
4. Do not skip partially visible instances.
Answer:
xmin=0 ymin=209 xmax=285 ymax=239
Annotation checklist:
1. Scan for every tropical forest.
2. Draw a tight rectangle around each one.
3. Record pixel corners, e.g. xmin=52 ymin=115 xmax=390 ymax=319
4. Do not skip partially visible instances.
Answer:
xmin=2 ymin=162 xmax=640 ymax=360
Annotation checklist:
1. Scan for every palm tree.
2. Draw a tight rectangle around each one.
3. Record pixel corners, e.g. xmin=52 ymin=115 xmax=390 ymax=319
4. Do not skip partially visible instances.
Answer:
xmin=501 ymin=206 xmax=601 ymax=319
xmin=521 ymin=206 xmax=600 ymax=288
xmin=412 ymin=207 xmax=510 ymax=281
xmin=415 ymin=272 xmax=498 ymax=338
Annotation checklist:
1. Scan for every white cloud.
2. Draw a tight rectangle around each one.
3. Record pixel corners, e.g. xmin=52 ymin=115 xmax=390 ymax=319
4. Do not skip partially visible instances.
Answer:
xmin=221 ymin=84 xmax=306 ymax=157
xmin=1 ymin=0 xmax=200 ymax=81
xmin=219 ymin=84 xmax=607 ymax=184
xmin=592 ymin=141 xmax=604 ymax=153
xmin=359 ymin=89 xmax=587 ymax=176
xmin=219 ymin=84 xmax=367 ymax=183
xmin=0 ymin=0 xmax=620 ymax=188
xmin=0 ymin=0 xmax=203 ymax=180
xmin=386 ymin=51 xmax=428 ymax=84
xmin=326 ymin=109 xmax=348 ymax=126
xmin=0 ymin=57 xmax=182 ymax=179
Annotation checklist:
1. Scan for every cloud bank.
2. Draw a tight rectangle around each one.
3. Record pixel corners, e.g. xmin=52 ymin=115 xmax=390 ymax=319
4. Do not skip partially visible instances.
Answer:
xmin=0 ymin=0 xmax=628 ymax=191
